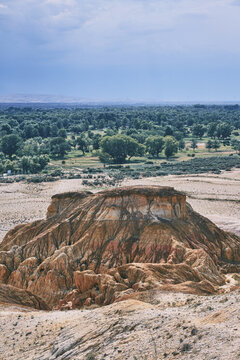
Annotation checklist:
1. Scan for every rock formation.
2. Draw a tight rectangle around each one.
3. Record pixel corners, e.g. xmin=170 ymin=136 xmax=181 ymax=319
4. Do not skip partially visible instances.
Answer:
xmin=0 ymin=283 xmax=49 ymax=310
xmin=0 ymin=186 xmax=239 ymax=309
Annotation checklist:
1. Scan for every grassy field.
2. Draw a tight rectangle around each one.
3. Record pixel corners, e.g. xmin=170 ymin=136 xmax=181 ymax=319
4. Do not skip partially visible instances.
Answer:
xmin=50 ymin=137 xmax=237 ymax=172
xmin=2 ymin=137 xmax=238 ymax=185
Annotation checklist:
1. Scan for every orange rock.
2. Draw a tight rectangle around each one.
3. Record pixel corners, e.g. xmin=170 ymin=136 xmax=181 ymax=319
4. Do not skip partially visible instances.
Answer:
xmin=0 ymin=264 xmax=10 ymax=283
xmin=0 ymin=186 xmax=239 ymax=309
xmin=84 ymin=298 xmax=92 ymax=307
xmin=0 ymin=284 xmax=49 ymax=310
xmin=74 ymin=270 xmax=99 ymax=293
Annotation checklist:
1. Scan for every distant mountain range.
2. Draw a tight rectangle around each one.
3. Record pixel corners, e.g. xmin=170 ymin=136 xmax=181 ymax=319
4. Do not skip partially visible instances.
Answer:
xmin=0 ymin=94 xmax=99 ymax=104
xmin=0 ymin=94 xmax=240 ymax=105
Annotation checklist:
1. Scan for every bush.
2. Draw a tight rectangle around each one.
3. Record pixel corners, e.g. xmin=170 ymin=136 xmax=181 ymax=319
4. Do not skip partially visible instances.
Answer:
xmin=50 ymin=169 xmax=63 ymax=177
xmin=145 ymin=160 xmax=154 ymax=164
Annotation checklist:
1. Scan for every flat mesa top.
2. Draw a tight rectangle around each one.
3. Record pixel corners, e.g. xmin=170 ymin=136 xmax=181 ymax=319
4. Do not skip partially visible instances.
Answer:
xmin=98 ymin=186 xmax=185 ymax=198
xmin=51 ymin=186 xmax=185 ymax=201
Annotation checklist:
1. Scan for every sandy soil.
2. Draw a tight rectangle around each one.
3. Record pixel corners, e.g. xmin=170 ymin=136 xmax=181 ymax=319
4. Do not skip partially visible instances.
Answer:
xmin=0 ymin=290 xmax=239 ymax=360
xmin=0 ymin=169 xmax=240 ymax=242
xmin=0 ymin=171 xmax=239 ymax=360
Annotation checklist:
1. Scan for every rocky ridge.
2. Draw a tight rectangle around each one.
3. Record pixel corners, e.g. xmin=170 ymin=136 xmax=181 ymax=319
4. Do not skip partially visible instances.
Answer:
xmin=0 ymin=186 xmax=239 ymax=310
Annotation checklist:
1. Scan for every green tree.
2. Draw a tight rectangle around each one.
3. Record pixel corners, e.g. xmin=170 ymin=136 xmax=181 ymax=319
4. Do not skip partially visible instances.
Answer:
xmin=216 ymin=123 xmax=232 ymax=139
xmin=178 ymin=138 xmax=185 ymax=151
xmin=206 ymin=139 xmax=213 ymax=152
xmin=49 ymin=137 xmax=70 ymax=158
xmin=164 ymin=136 xmax=178 ymax=159
xmin=98 ymin=151 xmax=112 ymax=165
xmin=127 ymin=138 xmax=145 ymax=159
xmin=192 ymin=124 xmax=205 ymax=138
xmin=92 ymin=134 xmax=102 ymax=150
xmin=191 ymin=138 xmax=198 ymax=151
xmin=76 ymin=136 xmax=89 ymax=155
xmin=58 ymin=128 xmax=67 ymax=138
xmin=20 ymin=155 xmax=49 ymax=174
xmin=231 ymin=138 xmax=240 ymax=154
xmin=207 ymin=123 xmax=217 ymax=138
xmin=23 ymin=123 xmax=39 ymax=139
xmin=1 ymin=134 xmax=22 ymax=158
xmin=164 ymin=126 xmax=173 ymax=136
xmin=145 ymin=136 xmax=164 ymax=157
xmin=213 ymin=139 xmax=220 ymax=151
xmin=100 ymin=135 xmax=144 ymax=163
xmin=1 ymin=123 xmax=12 ymax=135
xmin=21 ymin=156 xmax=31 ymax=173
xmin=22 ymin=138 xmax=40 ymax=156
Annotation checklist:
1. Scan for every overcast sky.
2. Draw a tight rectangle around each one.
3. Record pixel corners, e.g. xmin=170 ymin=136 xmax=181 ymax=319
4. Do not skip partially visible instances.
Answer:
xmin=1 ymin=0 xmax=240 ymax=101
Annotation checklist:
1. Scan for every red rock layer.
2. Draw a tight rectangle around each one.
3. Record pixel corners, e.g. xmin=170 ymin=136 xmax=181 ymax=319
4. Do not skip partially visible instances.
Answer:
xmin=0 ymin=186 xmax=239 ymax=309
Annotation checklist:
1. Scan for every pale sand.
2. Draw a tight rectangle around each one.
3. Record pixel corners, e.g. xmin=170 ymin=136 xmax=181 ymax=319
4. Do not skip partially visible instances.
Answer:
xmin=0 ymin=169 xmax=240 ymax=242
xmin=0 ymin=290 xmax=240 ymax=359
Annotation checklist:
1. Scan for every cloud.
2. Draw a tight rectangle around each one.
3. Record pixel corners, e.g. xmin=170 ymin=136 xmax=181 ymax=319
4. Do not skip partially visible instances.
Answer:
xmin=0 ymin=0 xmax=240 ymax=66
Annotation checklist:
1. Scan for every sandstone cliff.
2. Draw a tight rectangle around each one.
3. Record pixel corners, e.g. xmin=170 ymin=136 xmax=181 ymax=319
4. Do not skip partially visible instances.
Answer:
xmin=0 ymin=186 xmax=239 ymax=309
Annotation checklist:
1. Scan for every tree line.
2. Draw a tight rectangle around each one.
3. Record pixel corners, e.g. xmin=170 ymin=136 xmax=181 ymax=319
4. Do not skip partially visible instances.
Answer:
xmin=0 ymin=104 xmax=239 ymax=174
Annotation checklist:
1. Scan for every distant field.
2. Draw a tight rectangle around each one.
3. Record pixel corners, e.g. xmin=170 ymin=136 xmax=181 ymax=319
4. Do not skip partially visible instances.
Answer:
xmin=50 ymin=138 xmax=237 ymax=171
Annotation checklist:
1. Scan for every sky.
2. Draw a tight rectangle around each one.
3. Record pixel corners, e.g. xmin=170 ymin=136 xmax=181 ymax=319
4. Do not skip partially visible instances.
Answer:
xmin=1 ymin=0 xmax=240 ymax=102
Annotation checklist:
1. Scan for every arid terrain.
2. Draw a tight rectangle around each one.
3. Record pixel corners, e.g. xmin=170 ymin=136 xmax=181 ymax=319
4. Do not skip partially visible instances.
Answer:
xmin=0 ymin=170 xmax=239 ymax=360
xmin=0 ymin=290 xmax=240 ymax=360
xmin=1 ymin=169 xmax=240 ymax=242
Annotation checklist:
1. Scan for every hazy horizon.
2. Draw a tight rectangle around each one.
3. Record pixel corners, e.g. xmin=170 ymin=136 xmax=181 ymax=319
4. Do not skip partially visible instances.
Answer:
xmin=1 ymin=0 xmax=240 ymax=101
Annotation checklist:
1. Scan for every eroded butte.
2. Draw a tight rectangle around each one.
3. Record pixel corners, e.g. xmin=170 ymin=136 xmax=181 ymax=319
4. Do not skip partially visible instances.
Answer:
xmin=0 ymin=186 xmax=239 ymax=310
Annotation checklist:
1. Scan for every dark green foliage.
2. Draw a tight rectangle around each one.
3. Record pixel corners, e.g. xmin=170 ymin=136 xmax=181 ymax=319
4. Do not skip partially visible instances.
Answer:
xmin=158 ymin=155 xmax=240 ymax=175
xmin=98 ymin=151 xmax=112 ymax=164
xmin=76 ymin=135 xmax=89 ymax=154
xmin=1 ymin=123 xmax=12 ymax=135
xmin=100 ymin=134 xmax=144 ymax=163
xmin=0 ymin=103 xmax=240 ymax=178
xmin=58 ymin=128 xmax=67 ymax=138
xmin=231 ymin=138 xmax=240 ymax=154
xmin=145 ymin=136 xmax=164 ymax=157
xmin=49 ymin=137 xmax=70 ymax=158
xmin=192 ymin=124 xmax=205 ymax=138
xmin=206 ymin=139 xmax=213 ymax=151
xmin=1 ymin=134 xmax=22 ymax=158
xmin=191 ymin=138 xmax=198 ymax=151
xmin=164 ymin=136 xmax=178 ymax=158
xmin=216 ymin=123 xmax=232 ymax=139
xmin=213 ymin=139 xmax=220 ymax=151
xmin=178 ymin=138 xmax=185 ymax=150
xmin=92 ymin=133 xmax=102 ymax=150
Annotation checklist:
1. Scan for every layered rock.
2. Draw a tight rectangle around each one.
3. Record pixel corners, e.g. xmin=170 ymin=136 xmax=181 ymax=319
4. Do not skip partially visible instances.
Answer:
xmin=0 ymin=186 xmax=239 ymax=309
xmin=0 ymin=284 xmax=49 ymax=310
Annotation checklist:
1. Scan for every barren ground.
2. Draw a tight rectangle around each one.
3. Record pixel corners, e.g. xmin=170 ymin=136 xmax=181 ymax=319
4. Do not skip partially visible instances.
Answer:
xmin=0 ymin=290 xmax=239 ymax=360
xmin=0 ymin=170 xmax=239 ymax=360
xmin=1 ymin=169 xmax=240 ymax=242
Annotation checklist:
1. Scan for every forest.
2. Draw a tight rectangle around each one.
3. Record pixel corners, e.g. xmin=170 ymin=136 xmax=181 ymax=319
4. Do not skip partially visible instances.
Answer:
xmin=0 ymin=104 xmax=240 ymax=183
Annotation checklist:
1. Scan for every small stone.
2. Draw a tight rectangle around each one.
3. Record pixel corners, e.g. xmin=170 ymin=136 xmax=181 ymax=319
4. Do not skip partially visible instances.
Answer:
xmin=191 ymin=328 xmax=198 ymax=336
